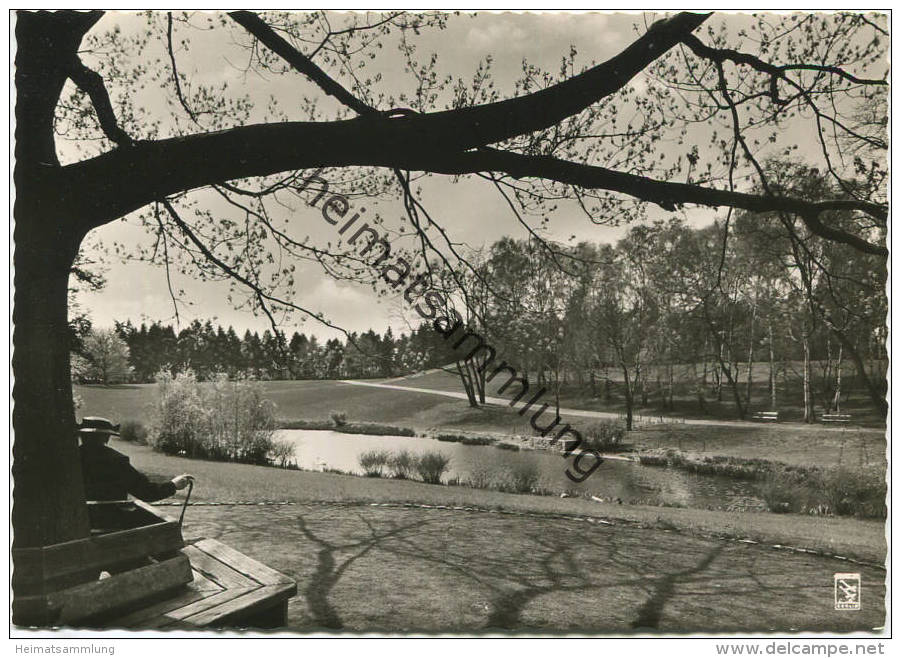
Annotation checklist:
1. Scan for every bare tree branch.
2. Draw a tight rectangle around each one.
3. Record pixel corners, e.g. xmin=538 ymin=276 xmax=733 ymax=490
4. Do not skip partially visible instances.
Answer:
xmin=166 ymin=12 xmax=200 ymax=126
xmin=159 ymin=197 xmax=354 ymax=341
xmin=227 ymin=9 xmax=512 ymax=316
xmin=63 ymin=56 xmax=133 ymax=147
xmin=56 ymin=10 xmax=885 ymax=260
xmin=681 ymin=33 xmax=888 ymax=90
xmin=429 ymin=148 xmax=888 ymax=256
xmin=229 ymin=10 xmax=377 ymax=116
xmin=152 ymin=202 xmax=182 ymax=325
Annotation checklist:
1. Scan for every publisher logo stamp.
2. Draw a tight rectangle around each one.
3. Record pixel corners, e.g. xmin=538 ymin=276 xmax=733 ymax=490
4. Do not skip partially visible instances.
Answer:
xmin=834 ymin=573 xmax=861 ymax=610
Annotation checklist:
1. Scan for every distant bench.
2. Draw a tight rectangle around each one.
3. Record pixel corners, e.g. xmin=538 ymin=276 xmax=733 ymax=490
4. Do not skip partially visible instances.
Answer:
xmin=822 ymin=413 xmax=852 ymax=425
xmin=752 ymin=411 xmax=779 ymax=422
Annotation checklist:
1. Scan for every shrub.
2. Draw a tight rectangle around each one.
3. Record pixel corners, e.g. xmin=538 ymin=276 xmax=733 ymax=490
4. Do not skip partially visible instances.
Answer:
xmin=758 ymin=474 xmax=808 ymax=514
xmin=757 ymin=466 xmax=886 ymax=519
xmin=495 ymin=442 xmax=520 ymax=451
xmin=416 ymin=451 xmax=452 ymax=484
xmin=359 ymin=449 xmax=390 ymax=477
xmin=581 ymin=420 xmax=626 ymax=451
xmin=278 ymin=419 xmax=416 ymax=436
xmin=150 ymin=369 xmax=206 ymax=457
xmin=435 ymin=433 xmax=493 ymax=446
xmin=638 ymin=454 xmax=669 ymax=467
xmin=435 ymin=433 xmax=466 ymax=443
xmin=329 ymin=410 xmax=348 ymax=427
xmin=279 ymin=419 xmax=332 ymax=430
xmin=508 ymin=462 xmax=541 ymax=493
xmin=269 ymin=439 xmax=297 ymax=469
xmin=205 ymin=373 xmax=278 ymax=464
xmin=119 ymin=420 xmax=148 ymax=445
xmin=467 ymin=467 xmax=495 ymax=490
xmin=819 ymin=467 xmax=887 ymax=519
xmin=150 ymin=369 xmax=278 ymax=465
xmin=340 ymin=422 xmax=416 ymax=437
xmin=388 ymin=450 xmax=415 ymax=479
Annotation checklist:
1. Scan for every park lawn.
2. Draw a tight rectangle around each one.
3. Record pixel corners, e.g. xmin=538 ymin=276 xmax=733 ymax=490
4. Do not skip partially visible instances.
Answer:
xmin=77 ymin=379 xmax=463 ymax=428
xmin=114 ymin=438 xmax=886 ymax=565
xmin=184 ymin=502 xmax=885 ymax=632
xmin=77 ymin=380 xmax=887 ymax=470
xmin=76 ymin=379 xmax=569 ymax=435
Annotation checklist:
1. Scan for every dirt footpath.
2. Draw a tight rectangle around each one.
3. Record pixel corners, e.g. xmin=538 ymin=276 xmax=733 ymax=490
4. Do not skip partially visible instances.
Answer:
xmin=182 ymin=503 xmax=886 ymax=634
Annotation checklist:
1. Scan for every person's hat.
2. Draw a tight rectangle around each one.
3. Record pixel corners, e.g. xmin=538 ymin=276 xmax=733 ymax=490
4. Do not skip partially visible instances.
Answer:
xmin=77 ymin=417 xmax=120 ymax=436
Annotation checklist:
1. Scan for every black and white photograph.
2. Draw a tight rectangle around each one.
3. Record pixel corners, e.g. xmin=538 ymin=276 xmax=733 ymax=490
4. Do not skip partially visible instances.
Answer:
xmin=8 ymin=5 xmax=891 ymax=644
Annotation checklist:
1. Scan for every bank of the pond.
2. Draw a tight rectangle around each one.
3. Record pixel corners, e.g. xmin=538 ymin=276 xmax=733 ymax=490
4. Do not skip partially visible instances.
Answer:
xmin=272 ymin=420 xmax=885 ymax=520
xmin=635 ymin=448 xmax=886 ymax=519
xmin=275 ymin=428 xmax=769 ymax=512
xmin=278 ymin=418 xmax=416 ymax=436
xmin=124 ymin=407 xmax=885 ymax=519
xmin=112 ymin=437 xmax=887 ymax=565
xmin=128 ymin=416 xmax=885 ymax=520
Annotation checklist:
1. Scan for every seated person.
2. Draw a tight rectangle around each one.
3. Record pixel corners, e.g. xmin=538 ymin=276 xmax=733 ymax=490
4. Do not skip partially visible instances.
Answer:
xmin=78 ymin=416 xmax=194 ymax=502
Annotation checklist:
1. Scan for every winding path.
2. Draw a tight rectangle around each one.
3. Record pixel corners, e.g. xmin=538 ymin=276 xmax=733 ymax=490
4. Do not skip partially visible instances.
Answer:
xmin=341 ymin=379 xmax=881 ymax=433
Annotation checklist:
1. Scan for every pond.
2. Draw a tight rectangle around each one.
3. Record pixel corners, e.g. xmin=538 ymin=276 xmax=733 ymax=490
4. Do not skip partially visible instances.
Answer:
xmin=278 ymin=430 xmax=767 ymax=512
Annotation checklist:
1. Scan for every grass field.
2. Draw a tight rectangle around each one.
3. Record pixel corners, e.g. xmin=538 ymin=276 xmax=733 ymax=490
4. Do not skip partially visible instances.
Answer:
xmin=76 ymin=377 xmax=886 ymax=470
xmin=183 ymin=502 xmax=885 ymax=632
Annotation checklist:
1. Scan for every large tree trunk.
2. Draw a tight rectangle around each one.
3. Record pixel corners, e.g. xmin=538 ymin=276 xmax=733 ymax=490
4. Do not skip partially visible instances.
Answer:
xmin=553 ymin=367 xmax=561 ymax=418
xmin=12 ymin=11 xmax=100 ymax=560
xmin=475 ymin=354 xmax=487 ymax=404
xmin=12 ymin=212 xmax=91 ymax=550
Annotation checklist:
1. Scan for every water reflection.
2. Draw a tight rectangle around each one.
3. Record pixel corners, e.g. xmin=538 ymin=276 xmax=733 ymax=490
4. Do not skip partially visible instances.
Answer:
xmin=278 ymin=430 xmax=766 ymax=512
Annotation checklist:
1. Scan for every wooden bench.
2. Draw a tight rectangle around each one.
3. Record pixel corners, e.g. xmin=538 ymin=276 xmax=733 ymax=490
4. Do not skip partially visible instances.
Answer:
xmin=109 ymin=538 xmax=296 ymax=629
xmin=752 ymin=411 xmax=779 ymax=422
xmin=13 ymin=500 xmax=192 ymax=626
xmin=13 ymin=500 xmax=296 ymax=629
xmin=822 ymin=413 xmax=852 ymax=425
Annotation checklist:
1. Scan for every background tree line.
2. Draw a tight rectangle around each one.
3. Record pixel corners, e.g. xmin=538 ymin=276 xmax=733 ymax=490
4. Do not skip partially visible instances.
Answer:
xmin=72 ymin=319 xmax=458 ymax=384
xmin=440 ymin=175 xmax=887 ymax=426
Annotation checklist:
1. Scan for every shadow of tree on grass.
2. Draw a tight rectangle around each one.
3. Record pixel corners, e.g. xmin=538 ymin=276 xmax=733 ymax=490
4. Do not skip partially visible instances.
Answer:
xmin=185 ymin=504 xmax=885 ymax=633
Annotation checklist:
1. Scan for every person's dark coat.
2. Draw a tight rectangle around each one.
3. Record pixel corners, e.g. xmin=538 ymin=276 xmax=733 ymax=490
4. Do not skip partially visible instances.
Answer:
xmin=80 ymin=443 xmax=176 ymax=502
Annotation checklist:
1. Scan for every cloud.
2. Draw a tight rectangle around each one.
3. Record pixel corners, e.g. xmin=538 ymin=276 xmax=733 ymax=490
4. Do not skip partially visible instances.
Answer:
xmin=465 ymin=19 xmax=527 ymax=50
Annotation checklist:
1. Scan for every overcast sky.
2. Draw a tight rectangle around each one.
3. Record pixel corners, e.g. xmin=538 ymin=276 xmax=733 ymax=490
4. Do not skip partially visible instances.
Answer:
xmin=66 ymin=10 xmax=868 ymax=340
